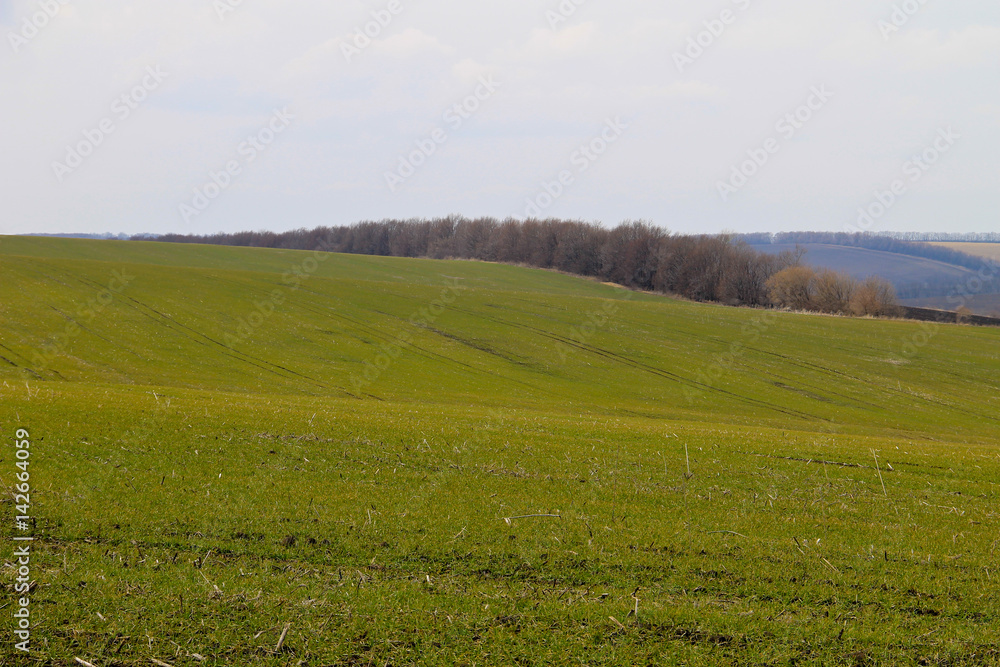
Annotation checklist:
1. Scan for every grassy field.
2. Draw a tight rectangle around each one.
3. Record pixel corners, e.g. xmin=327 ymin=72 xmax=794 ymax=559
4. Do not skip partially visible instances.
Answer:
xmin=2 ymin=236 xmax=1000 ymax=666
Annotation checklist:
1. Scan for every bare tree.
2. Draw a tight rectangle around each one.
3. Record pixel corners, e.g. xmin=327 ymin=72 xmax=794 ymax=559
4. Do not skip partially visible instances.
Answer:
xmin=850 ymin=276 xmax=901 ymax=317
xmin=766 ymin=266 xmax=816 ymax=311
xmin=812 ymin=270 xmax=857 ymax=314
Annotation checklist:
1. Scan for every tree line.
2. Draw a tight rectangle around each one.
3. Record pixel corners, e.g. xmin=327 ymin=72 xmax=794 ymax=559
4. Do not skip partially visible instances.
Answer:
xmin=136 ymin=217 xmax=900 ymax=316
xmin=874 ymin=232 xmax=1000 ymax=243
xmin=766 ymin=266 xmax=900 ymax=317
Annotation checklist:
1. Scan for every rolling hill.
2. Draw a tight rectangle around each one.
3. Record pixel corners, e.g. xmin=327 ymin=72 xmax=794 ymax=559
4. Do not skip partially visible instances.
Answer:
xmin=753 ymin=242 xmax=1000 ymax=315
xmin=2 ymin=236 xmax=999 ymax=665
xmin=931 ymin=242 xmax=1000 ymax=262
xmin=751 ymin=242 xmax=977 ymax=290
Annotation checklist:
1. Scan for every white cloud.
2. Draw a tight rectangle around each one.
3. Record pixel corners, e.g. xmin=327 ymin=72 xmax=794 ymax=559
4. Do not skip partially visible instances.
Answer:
xmin=826 ymin=23 xmax=1000 ymax=70
xmin=727 ymin=17 xmax=821 ymax=51
xmin=0 ymin=0 xmax=996 ymax=235
xmin=892 ymin=25 xmax=1000 ymax=69
xmin=660 ymin=81 xmax=726 ymax=100
xmin=518 ymin=22 xmax=599 ymax=59
xmin=451 ymin=58 xmax=491 ymax=85
xmin=373 ymin=28 xmax=454 ymax=59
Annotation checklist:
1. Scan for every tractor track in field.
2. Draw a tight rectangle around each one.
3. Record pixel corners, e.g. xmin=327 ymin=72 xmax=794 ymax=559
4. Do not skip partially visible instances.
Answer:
xmin=120 ymin=296 xmax=335 ymax=392
xmin=0 ymin=353 xmax=33 ymax=379
xmin=66 ymin=273 xmax=347 ymax=396
xmin=751 ymin=369 xmax=864 ymax=409
xmin=48 ymin=306 xmax=123 ymax=349
xmin=287 ymin=292 xmax=487 ymax=375
xmin=748 ymin=365 xmax=893 ymax=412
xmin=283 ymin=283 xmax=570 ymax=400
xmin=10 ymin=256 xmax=999 ymax=431
xmin=0 ymin=263 xmax=148 ymax=376
xmin=424 ymin=326 xmax=540 ymax=370
xmin=330 ymin=307 xmax=567 ymax=400
xmin=0 ymin=341 xmax=42 ymax=375
xmin=537 ymin=327 xmax=822 ymax=422
xmin=749 ymin=346 xmax=1000 ymax=424
xmin=155 ymin=275 xmax=531 ymax=398
xmin=447 ymin=305 xmax=823 ymax=422
xmin=595 ymin=300 xmax=1000 ymax=424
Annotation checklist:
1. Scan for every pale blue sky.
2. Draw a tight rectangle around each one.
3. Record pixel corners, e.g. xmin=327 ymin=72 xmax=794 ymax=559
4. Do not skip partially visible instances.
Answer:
xmin=1 ymin=0 xmax=997 ymax=236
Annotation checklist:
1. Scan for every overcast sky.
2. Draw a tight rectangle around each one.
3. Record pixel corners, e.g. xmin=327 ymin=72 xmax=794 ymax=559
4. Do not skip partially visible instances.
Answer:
xmin=1 ymin=0 xmax=997 ymax=236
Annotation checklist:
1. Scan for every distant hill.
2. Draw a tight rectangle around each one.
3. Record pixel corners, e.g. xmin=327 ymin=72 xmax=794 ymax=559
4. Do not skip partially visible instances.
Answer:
xmin=741 ymin=231 xmax=989 ymax=271
xmin=930 ymin=242 xmax=1000 ymax=263
xmin=751 ymin=242 xmax=1000 ymax=315
xmin=23 ymin=232 xmax=131 ymax=240
xmin=750 ymin=242 xmax=975 ymax=294
xmin=921 ymin=243 xmax=1000 ymax=316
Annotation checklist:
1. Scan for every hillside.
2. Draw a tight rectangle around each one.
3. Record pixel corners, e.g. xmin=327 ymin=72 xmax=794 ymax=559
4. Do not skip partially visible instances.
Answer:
xmin=2 ymin=237 xmax=999 ymax=665
xmin=931 ymin=242 xmax=1000 ymax=262
xmin=751 ymin=243 xmax=977 ymax=292
xmin=752 ymin=242 xmax=1000 ymax=315
xmin=3 ymin=235 xmax=998 ymax=436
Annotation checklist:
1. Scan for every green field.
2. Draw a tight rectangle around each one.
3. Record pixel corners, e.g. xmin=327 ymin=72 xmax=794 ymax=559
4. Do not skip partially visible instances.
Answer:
xmin=1 ymin=236 xmax=999 ymax=666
